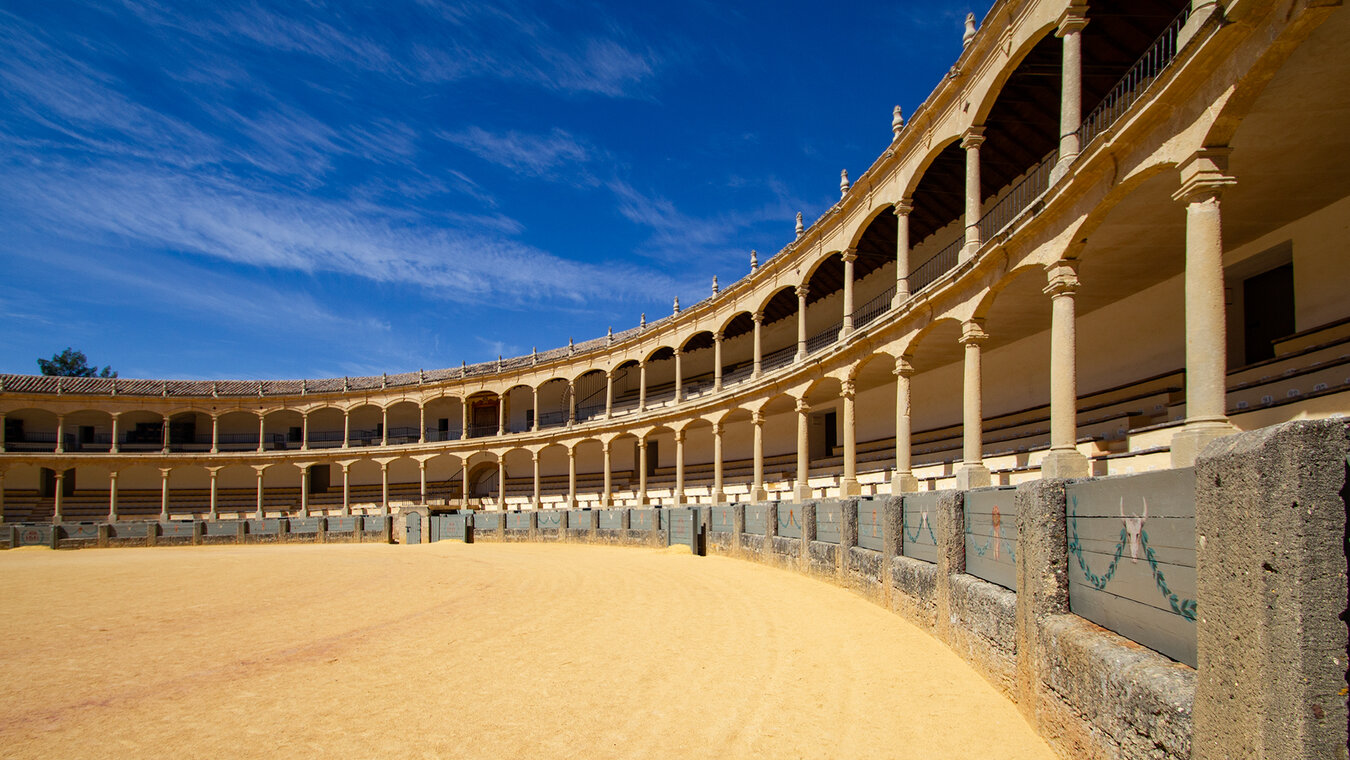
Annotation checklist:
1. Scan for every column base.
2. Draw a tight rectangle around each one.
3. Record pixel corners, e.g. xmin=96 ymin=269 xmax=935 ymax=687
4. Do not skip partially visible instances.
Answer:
xmin=1039 ymin=449 xmax=1089 ymax=479
xmin=960 ymin=240 xmax=980 ymax=263
xmin=750 ymin=487 xmax=767 ymax=502
xmin=840 ymin=477 xmax=862 ymax=497
xmin=1177 ymin=0 xmax=1221 ymax=49
xmin=793 ymin=484 xmax=812 ymax=502
xmin=891 ymin=472 xmax=919 ymax=494
xmin=1170 ymin=420 xmax=1237 ymax=467
xmin=955 ymin=463 xmax=991 ymax=490
xmin=891 ymin=291 xmax=909 ymax=310
xmin=711 ymin=490 xmax=725 ymax=504
xmin=1048 ymin=154 xmax=1077 ymax=186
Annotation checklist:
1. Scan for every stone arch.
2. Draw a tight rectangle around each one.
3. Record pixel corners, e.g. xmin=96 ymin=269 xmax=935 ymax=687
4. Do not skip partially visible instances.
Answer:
xmin=968 ymin=20 xmax=1059 ymax=127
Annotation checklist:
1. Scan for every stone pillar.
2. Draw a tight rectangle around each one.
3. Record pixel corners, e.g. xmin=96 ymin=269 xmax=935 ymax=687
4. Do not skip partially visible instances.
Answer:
xmin=1171 ymin=149 xmax=1238 ymax=466
xmin=110 ymin=413 xmax=119 ymax=454
xmin=342 ymin=409 xmax=350 ymax=449
xmin=713 ymin=332 xmax=724 ymax=391
xmin=933 ymin=490 xmax=966 ymax=641
xmin=712 ymin=422 xmax=725 ymax=503
xmin=54 ymin=413 xmax=65 ymax=454
xmin=502 ymin=393 xmax=511 ymax=435
xmin=209 ymin=468 xmax=219 ymax=520
xmin=638 ymin=361 xmax=648 ymax=412
xmin=1041 ymin=260 xmax=1090 ymax=478
xmin=795 ymin=285 xmax=809 ymax=360
xmin=301 ymin=412 xmax=309 ymax=450
xmin=159 ymin=467 xmax=170 ymax=521
xmin=1193 ymin=420 xmax=1349 ymax=760
xmin=752 ymin=312 xmax=764 ymax=378
xmin=841 ymin=249 xmax=858 ymax=336
xmin=751 ymin=410 xmax=767 ymax=501
xmin=604 ymin=371 xmax=614 ymax=419
xmin=532 ymin=387 xmax=541 ymax=431
xmin=497 ymin=457 xmax=506 ymax=510
xmin=638 ymin=437 xmax=649 ymax=505
xmin=674 ymin=428 xmax=686 ymax=505
xmin=160 ymin=414 xmax=169 ymax=454
xmin=461 ymin=457 xmax=470 ymax=506
xmin=255 ymin=467 xmax=265 ymax=518
xmin=532 ymin=451 xmax=541 ymax=509
xmin=841 ymin=379 xmax=861 ymax=497
xmin=673 ymin=349 xmax=683 ymax=403
xmin=381 ymin=408 xmax=389 ymax=446
xmin=299 ymin=465 xmax=309 ymax=517
xmin=602 ymin=441 xmax=613 ymax=507
xmin=341 ymin=463 xmax=351 ymax=515
xmin=892 ymin=357 xmax=919 ymax=493
xmin=460 ymin=401 xmax=468 ymax=440
xmin=567 ymin=446 xmax=577 ymax=509
xmin=1050 ymin=5 xmax=1088 ymax=183
xmin=53 ymin=469 xmax=65 ymax=523
xmin=418 ymin=403 xmax=426 ymax=444
xmin=380 ymin=462 xmax=389 ymax=514
xmin=892 ymin=200 xmax=913 ymax=307
xmin=794 ymin=399 xmax=811 ymax=501
xmin=419 ymin=460 xmax=427 ymax=504
xmin=1013 ymin=479 xmax=1070 ymax=723
xmin=961 ymin=126 xmax=986 ymax=260
xmin=956 ymin=320 xmax=992 ymax=489
xmin=107 ymin=470 xmax=118 ymax=522
xmin=257 ymin=415 xmax=266 ymax=453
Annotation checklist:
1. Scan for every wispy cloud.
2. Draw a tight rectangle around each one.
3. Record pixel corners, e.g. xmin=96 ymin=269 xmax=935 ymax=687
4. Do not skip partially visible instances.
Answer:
xmin=439 ymin=126 xmax=596 ymax=180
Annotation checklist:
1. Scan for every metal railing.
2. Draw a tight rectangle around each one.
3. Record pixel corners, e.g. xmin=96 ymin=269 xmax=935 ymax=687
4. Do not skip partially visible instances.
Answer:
xmin=976 ymin=149 xmax=1057 ymax=242
xmin=537 ymin=411 xmax=567 ymax=428
xmin=853 ymin=285 xmax=896 ymax=329
xmin=761 ymin=345 xmax=796 ymax=373
xmin=721 ymin=363 xmax=754 ymax=388
xmin=468 ymin=423 xmax=498 ymax=438
xmin=576 ymin=402 xmax=605 ymax=422
xmin=1078 ymin=6 xmax=1190 ymax=147
xmin=909 ymin=236 xmax=963 ymax=293
xmin=806 ymin=322 xmax=843 ymax=355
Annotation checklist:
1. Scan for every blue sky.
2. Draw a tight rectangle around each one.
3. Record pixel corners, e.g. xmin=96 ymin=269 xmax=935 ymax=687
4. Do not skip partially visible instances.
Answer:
xmin=0 ymin=0 xmax=984 ymax=380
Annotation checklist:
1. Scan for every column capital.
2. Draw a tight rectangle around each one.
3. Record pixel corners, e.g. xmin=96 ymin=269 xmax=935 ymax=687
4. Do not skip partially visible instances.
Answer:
xmin=960 ymin=126 xmax=986 ymax=150
xmin=109 ymin=470 xmax=119 ymax=480
xmin=752 ymin=310 xmax=764 ymax=324
xmin=531 ymin=450 xmax=540 ymax=462
xmin=711 ymin=421 xmax=723 ymax=436
xmin=751 ymin=410 xmax=765 ymax=425
xmin=713 ymin=330 xmax=724 ymax=342
xmin=673 ymin=429 xmax=686 ymax=443
xmin=795 ymin=285 xmax=809 ymax=300
xmin=1173 ymin=148 xmax=1236 ymax=204
xmin=1044 ymin=259 xmax=1081 ymax=297
xmin=1056 ymin=5 xmax=1089 ymax=36
xmin=795 ymin=398 xmax=810 ymax=414
xmin=672 ymin=347 xmax=683 ymax=358
xmin=601 ymin=440 xmax=611 ymax=453
xmin=840 ymin=248 xmax=858 ymax=264
xmin=959 ymin=319 xmax=990 ymax=346
xmin=841 ymin=379 xmax=856 ymax=399
xmin=894 ymin=356 xmax=916 ymax=377
xmin=893 ymin=197 xmax=914 ymax=216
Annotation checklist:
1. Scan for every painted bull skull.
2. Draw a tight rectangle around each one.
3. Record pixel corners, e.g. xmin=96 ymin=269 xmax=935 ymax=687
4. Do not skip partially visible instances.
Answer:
xmin=1120 ymin=497 xmax=1148 ymax=562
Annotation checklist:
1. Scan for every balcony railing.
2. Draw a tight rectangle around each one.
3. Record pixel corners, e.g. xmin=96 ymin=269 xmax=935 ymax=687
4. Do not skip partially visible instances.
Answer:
xmin=976 ymin=149 xmax=1057 ymax=242
xmin=806 ymin=322 xmax=842 ymax=355
xmin=1078 ymin=6 xmax=1190 ymax=147
xmin=853 ymin=285 xmax=896 ymax=330
xmin=761 ymin=345 xmax=796 ymax=373
xmin=909 ymin=236 xmax=963 ymax=293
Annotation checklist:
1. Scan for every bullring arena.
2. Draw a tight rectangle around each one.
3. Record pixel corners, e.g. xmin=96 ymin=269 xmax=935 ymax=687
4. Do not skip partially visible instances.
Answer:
xmin=3 ymin=0 xmax=1350 ymax=758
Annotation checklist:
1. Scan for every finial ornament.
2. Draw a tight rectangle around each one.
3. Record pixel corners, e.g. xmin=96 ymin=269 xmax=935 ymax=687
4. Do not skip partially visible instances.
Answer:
xmin=840 ymin=169 xmax=850 ymax=197
xmin=963 ymin=13 xmax=977 ymax=47
xmin=568 ymin=336 xmax=575 ymax=355
xmin=673 ymin=297 xmax=680 ymax=315
xmin=892 ymin=105 xmax=905 ymax=138
xmin=640 ymin=312 xmax=647 ymax=328
xmin=750 ymin=249 xmax=759 ymax=272
xmin=795 ymin=212 xmax=804 ymax=237
xmin=711 ymin=275 xmax=719 ymax=295
xmin=607 ymin=326 xmax=614 ymax=344
xmin=497 ymin=355 xmax=503 ymax=371
xmin=532 ymin=347 xmax=538 ymax=365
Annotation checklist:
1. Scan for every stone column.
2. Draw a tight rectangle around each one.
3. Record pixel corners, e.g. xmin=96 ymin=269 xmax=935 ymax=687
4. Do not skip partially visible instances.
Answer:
xmin=380 ymin=462 xmax=389 ymax=514
xmin=301 ymin=412 xmax=309 ymax=450
xmin=418 ymin=404 xmax=426 ymax=444
xmin=418 ymin=460 xmax=427 ymax=504
xmin=794 ymin=398 xmax=812 ymax=501
xmin=956 ymin=320 xmax=992 ymax=489
xmin=53 ymin=469 xmax=65 ymax=523
xmin=841 ymin=249 xmax=857 ymax=336
xmin=841 ymin=379 xmax=861 ymax=497
xmin=567 ymin=446 xmax=577 ymax=509
xmin=209 ymin=468 xmax=219 ymax=520
xmin=159 ymin=467 xmax=170 ymax=521
xmin=893 ymin=199 xmax=914 ymax=307
xmin=501 ymin=393 xmax=510 ymax=435
xmin=673 ymin=349 xmax=683 ymax=403
xmin=674 ymin=429 xmax=686 ymax=505
xmin=210 ymin=414 xmax=219 ymax=454
xmin=160 ymin=414 xmax=169 ymax=454
xmin=342 ymin=409 xmax=350 ymax=449
xmin=638 ymin=437 xmax=649 ymax=505
xmin=892 ymin=357 xmax=919 ymax=493
xmin=1041 ymin=260 xmax=1090 ymax=478
xmin=107 ymin=470 xmax=118 ymax=522
xmin=752 ymin=312 xmax=764 ymax=378
xmin=1171 ymin=149 xmax=1238 ymax=466
xmin=532 ymin=451 xmax=541 ymax=509
xmin=532 ymin=387 xmax=541 ymax=430
xmin=257 ymin=415 xmax=266 ymax=453
xmin=712 ymin=422 xmax=725 ymax=503
xmin=638 ymin=361 xmax=648 ymax=412
xmin=341 ymin=463 xmax=351 ymax=515
xmin=795 ymin=285 xmax=809 ymax=360
xmin=604 ymin=371 xmax=614 ymax=419
xmin=0 ymin=411 xmax=6 ymax=453
xmin=381 ymin=408 xmax=389 ymax=446
xmin=1050 ymin=5 xmax=1088 ymax=183
xmin=751 ymin=410 xmax=767 ymax=501
xmin=299 ymin=465 xmax=309 ymax=517
xmin=961 ymin=126 xmax=986 ymax=260
xmin=461 ymin=458 xmax=470 ymax=506
xmin=713 ymin=332 xmax=724 ymax=391
xmin=602 ymin=441 xmax=613 ymax=507
xmin=110 ymin=413 xmax=119 ymax=454
xmin=54 ymin=413 xmax=65 ymax=454
xmin=497 ymin=457 xmax=506 ymax=510
xmin=255 ymin=467 xmax=265 ymax=518
xmin=460 ymin=401 xmax=468 ymax=440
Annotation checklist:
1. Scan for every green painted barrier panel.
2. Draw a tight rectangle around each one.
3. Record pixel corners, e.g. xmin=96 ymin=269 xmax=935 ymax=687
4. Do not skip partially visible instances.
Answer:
xmin=630 ymin=509 xmax=654 ymax=531
xmin=290 ymin=517 xmax=322 ymax=534
xmin=61 ymin=523 xmax=100 ymax=540
xmin=964 ymin=487 xmax=1017 ymax=591
xmin=815 ymin=501 xmax=842 ymax=544
xmin=248 ymin=518 xmax=279 ymax=535
xmin=474 ymin=512 xmax=500 ymax=531
xmin=537 ymin=511 xmax=562 ymax=530
xmin=568 ymin=510 xmax=592 ymax=530
xmin=159 ymin=521 xmax=195 ymax=538
xmin=328 ymin=516 xmax=358 ymax=532
xmin=666 ymin=507 xmax=700 ymax=553
xmin=203 ymin=521 xmax=239 ymax=537
xmin=901 ymin=493 xmax=939 ymax=563
xmin=856 ymin=499 xmax=883 ymax=551
xmin=658 ymin=509 xmax=669 ymax=530
xmin=110 ymin=522 xmax=149 ymax=539
xmin=598 ymin=510 xmax=623 ymax=530
xmin=444 ymin=515 xmax=468 ymax=540
xmin=744 ymin=504 xmax=767 ymax=535
xmin=505 ymin=512 xmax=530 ymax=530
xmin=777 ymin=503 xmax=803 ymax=539
xmin=710 ymin=506 xmax=733 ymax=533
xmin=14 ymin=525 xmax=52 ymax=546
xmin=1067 ymin=468 xmax=1197 ymax=667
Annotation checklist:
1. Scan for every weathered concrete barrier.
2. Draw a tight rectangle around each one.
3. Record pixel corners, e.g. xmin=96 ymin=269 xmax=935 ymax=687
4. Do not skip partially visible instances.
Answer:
xmin=1 ymin=515 xmax=394 ymax=550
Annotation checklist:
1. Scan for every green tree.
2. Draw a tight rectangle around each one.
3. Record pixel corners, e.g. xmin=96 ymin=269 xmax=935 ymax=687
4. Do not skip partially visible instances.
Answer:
xmin=37 ymin=348 xmax=117 ymax=378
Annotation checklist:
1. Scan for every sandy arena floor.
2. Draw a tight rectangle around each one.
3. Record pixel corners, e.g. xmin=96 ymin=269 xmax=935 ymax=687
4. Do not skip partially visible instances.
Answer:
xmin=0 ymin=542 xmax=1055 ymax=759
